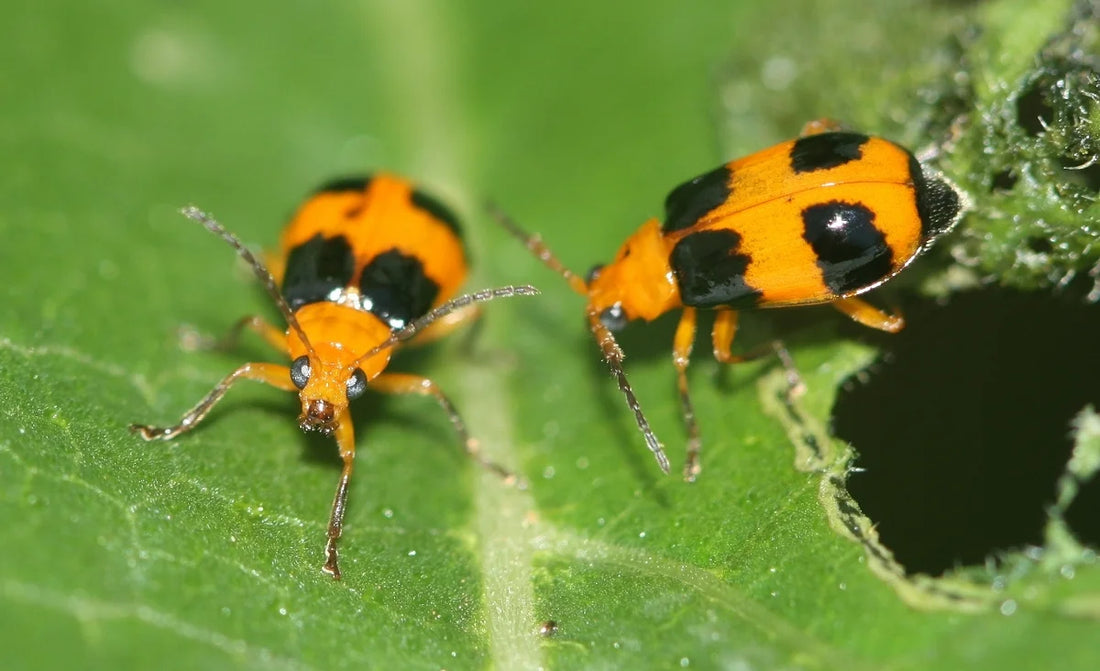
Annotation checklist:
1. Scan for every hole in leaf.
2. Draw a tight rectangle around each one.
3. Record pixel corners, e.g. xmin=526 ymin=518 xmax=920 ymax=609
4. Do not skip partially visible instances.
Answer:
xmin=1026 ymin=236 xmax=1054 ymax=254
xmin=990 ymin=169 xmax=1018 ymax=192
xmin=1016 ymin=82 xmax=1054 ymax=137
xmin=832 ymin=288 xmax=1100 ymax=576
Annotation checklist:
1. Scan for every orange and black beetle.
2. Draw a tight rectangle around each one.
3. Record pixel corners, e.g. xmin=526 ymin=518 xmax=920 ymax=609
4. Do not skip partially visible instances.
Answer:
xmin=496 ymin=123 xmax=966 ymax=481
xmin=132 ymin=175 xmax=536 ymax=579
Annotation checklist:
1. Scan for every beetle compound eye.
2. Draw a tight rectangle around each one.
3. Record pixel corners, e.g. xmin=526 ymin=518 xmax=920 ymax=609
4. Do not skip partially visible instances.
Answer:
xmin=290 ymin=356 xmax=312 ymax=389
xmin=599 ymin=304 xmax=628 ymax=332
xmin=585 ymin=264 xmax=605 ymax=284
xmin=346 ymin=368 xmax=368 ymax=400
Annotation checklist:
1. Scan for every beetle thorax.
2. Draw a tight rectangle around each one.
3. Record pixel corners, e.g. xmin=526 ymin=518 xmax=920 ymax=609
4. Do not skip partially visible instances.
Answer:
xmin=586 ymin=219 xmax=680 ymax=323
xmin=288 ymin=303 xmax=394 ymax=376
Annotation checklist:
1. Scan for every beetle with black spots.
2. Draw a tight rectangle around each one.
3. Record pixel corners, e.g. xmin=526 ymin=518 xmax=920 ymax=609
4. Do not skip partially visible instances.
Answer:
xmin=495 ymin=122 xmax=966 ymax=481
xmin=132 ymin=175 xmax=537 ymax=579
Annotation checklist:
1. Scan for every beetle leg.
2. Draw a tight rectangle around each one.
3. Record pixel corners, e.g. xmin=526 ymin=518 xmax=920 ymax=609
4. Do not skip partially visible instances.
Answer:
xmin=712 ymin=308 xmax=805 ymax=405
xmin=322 ymin=409 xmax=356 ymax=580
xmin=221 ymin=315 xmax=289 ymax=353
xmin=712 ymin=309 xmax=782 ymax=365
xmin=833 ymin=297 xmax=905 ymax=333
xmin=711 ymin=309 xmax=741 ymax=364
xmin=673 ymin=308 xmax=701 ymax=482
xmin=371 ymin=373 xmax=516 ymax=482
xmin=178 ymin=316 xmax=288 ymax=354
xmin=129 ymin=362 xmax=295 ymax=440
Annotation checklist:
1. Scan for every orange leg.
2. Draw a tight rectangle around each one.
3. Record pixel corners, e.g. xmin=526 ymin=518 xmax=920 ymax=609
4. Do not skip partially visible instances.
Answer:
xmin=129 ymin=362 xmax=295 ymax=440
xmin=672 ymin=308 xmax=702 ymax=482
xmin=711 ymin=309 xmax=743 ymax=364
xmin=322 ymin=409 xmax=356 ymax=580
xmin=370 ymin=373 xmax=514 ymax=481
xmin=179 ymin=315 xmax=288 ymax=354
xmin=833 ymin=297 xmax=905 ymax=333
xmin=713 ymin=309 xmax=805 ymax=397
xmin=799 ymin=118 xmax=846 ymax=137
xmin=223 ymin=315 xmax=289 ymax=353
xmin=712 ymin=309 xmax=788 ymax=366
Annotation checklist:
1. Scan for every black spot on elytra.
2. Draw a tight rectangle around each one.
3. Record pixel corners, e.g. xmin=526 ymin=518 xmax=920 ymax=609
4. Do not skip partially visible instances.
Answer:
xmin=909 ymin=156 xmax=963 ymax=241
xmin=282 ymin=235 xmax=356 ymax=310
xmin=313 ymin=175 xmax=373 ymax=195
xmin=410 ymin=189 xmax=462 ymax=237
xmin=801 ymin=201 xmax=893 ymax=295
xmin=669 ymin=229 xmax=762 ymax=309
xmin=790 ymin=132 xmax=869 ymax=173
xmin=309 ymin=176 xmax=373 ymax=219
xmin=662 ymin=164 xmax=733 ymax=233
xmin=359 ymin=249 xmax=440 ymax=328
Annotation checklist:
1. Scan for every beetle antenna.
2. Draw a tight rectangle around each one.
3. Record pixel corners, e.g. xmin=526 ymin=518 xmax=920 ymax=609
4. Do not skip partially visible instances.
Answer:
xmin=487 ymin=203 xmax=589 ymax=296
xmin=180 ymin=206 xmax=315 ymax=356
xmin=586 ymin=309 xmax=670 ymax=474
xmin=351 ymin=284 xmax=541 ymax=368
xmin=490 ymin=204 xmax=669 ymax=474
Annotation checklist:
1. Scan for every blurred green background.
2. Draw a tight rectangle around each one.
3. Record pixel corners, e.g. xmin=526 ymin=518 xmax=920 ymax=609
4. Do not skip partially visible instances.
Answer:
xmin=3 ymin=1 xmax=1099 ymax=669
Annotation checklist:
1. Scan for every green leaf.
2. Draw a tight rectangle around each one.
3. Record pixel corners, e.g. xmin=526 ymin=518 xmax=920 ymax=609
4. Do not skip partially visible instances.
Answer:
xmin=3 ymin=1 xmax=1099 ymax=670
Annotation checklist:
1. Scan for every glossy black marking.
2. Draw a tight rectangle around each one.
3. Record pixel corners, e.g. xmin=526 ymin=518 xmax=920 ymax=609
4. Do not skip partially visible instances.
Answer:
xmin=801 ymin=201 xmax=893 ymax=294
xmin=359 ymin=249 xmax=440 ymax=328
xmin=410 ymin=189 xmax=462 ymax=237
xmin=313 ymin=175 xmax=373 ymax=195
xmin=909 ymin=156 xmax=963 ymax=241
xmin=670 ymin=229 xmax=762 ymax=309
xmin=662 ymin=164 xmax=733 ymax=233
xmin=790 ymin=132 xmax=870 ymax=173
xmin=282 ymin=234 xmax=356 ymax=310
